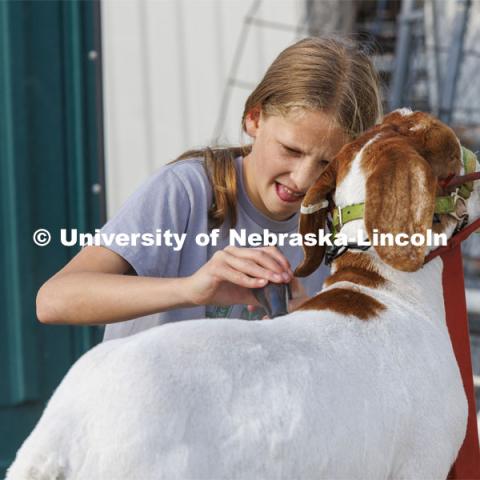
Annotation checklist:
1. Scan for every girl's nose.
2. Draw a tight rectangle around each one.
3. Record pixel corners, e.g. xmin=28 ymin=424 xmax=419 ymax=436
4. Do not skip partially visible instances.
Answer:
xmin=290 ymin=160 xmax=321 ymax=192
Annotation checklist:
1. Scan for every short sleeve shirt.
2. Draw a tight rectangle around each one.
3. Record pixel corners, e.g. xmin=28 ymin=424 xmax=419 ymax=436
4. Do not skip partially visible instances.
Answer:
xmin=99 ymin=156 xmax=329 ymax=340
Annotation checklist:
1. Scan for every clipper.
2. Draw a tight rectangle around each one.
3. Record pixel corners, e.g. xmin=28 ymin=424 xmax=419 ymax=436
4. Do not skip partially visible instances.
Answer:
xmin=251 ymin=282 xmax=292 ymax=318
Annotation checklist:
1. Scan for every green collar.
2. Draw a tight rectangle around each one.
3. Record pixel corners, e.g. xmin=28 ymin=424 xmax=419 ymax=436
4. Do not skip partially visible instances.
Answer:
xmin=332 ymin=146 xmax=477 ymax=235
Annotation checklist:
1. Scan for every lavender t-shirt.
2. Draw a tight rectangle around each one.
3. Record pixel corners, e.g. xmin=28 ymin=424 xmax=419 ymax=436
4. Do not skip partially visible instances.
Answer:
xmin=99 ymin=156 xmax=329 ymax=341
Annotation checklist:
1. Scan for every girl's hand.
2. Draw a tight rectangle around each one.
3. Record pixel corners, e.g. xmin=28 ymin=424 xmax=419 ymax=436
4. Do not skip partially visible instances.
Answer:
xmin=185 ymin=246 xmax=293 ymax=307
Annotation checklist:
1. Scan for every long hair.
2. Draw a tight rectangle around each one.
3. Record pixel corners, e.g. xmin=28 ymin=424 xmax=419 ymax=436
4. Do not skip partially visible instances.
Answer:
xmin=175 ymin=145 xmax=252 ymax=229
xmin=172 ymin=36 xmax=383 ymax=229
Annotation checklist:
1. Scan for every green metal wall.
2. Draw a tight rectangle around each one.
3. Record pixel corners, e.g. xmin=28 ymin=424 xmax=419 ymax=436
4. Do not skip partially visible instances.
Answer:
xmin=0 ymin=0 xmax=104 ymax=474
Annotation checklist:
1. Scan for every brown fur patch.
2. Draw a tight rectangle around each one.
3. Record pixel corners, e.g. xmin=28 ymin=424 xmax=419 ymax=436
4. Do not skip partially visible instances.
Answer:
xmin=297 ymin=287 xmax=386 ymax=320
xmin=325 ymin=252 xmax=386 ymax=288
xmin=359 ymin=130 xmax=402 ymax=176
xmin=382 ymin=111 xmax=461 ymax=178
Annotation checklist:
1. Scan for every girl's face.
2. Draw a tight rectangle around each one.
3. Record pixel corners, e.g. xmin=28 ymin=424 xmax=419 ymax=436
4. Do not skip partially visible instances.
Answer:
xmin=243 ymin=108 xmax=350 ymax=221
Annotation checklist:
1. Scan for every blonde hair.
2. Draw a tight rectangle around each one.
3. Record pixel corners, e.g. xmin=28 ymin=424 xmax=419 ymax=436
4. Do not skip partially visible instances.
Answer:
xmin=175 ymin=36 xmax=383 ymax=229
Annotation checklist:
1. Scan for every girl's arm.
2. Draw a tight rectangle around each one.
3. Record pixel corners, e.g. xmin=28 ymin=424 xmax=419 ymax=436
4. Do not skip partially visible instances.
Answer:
xmin=37 ymin=244 xmax=294 ymax=326
xmin=36 ymin=246 xmax=196 ymax=325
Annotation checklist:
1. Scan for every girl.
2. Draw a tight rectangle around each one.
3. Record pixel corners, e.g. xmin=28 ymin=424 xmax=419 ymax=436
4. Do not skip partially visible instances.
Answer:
xmin=36 ymin=36 xmax=382 ymax=340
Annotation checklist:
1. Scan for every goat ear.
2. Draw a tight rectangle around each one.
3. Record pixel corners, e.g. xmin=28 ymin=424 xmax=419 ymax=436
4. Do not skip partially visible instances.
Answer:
xmin=364 ymin=141 xmax=436 ymax=272
xmin=295 ymin=160 xmax=337 ymax=277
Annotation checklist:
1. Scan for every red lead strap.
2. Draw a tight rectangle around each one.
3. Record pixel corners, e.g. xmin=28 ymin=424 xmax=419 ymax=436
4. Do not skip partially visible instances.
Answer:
xmin=443 ymin=244 xmax=480 ymax=479
xmin=424 ymin=217 xmax=480 ymax=263
xmin=424 ymin=216 xmax=480 ymax=478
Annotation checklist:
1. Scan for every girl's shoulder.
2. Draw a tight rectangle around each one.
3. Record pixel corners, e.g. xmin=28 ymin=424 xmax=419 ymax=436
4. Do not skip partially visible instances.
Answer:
xmin=146 ymin=156 xmax=213 ymax=202
xmin=158 ymin=156 xmax=207 ymax=183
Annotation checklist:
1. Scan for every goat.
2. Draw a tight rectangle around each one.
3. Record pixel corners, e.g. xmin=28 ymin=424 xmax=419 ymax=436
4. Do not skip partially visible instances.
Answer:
xmin=7 ymin=109 xmax=474 ymax=480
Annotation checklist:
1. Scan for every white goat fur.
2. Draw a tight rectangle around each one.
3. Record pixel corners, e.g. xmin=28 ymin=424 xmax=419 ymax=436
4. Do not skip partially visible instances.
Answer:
xmin=7 ymin=114 xmax=473 ymax=480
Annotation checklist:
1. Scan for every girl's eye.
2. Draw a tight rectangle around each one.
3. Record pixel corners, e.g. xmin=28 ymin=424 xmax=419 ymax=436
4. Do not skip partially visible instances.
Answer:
xmin=319 ymin=159 xmax=330 ymax=168
xmin=282 ymin=145 xmax=301 ymax=156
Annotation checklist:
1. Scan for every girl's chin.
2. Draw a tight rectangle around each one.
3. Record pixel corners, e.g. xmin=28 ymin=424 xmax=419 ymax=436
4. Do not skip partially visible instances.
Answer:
xmin=264 ymin=190 xmax=301 ymax=221
xmin=266 ymin=207 xmax=297 ymax=222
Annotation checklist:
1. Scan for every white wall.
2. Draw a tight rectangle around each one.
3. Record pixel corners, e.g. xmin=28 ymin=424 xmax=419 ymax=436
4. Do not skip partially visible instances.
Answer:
xmin=424 ymin=0 xmax=480 ymax=126
xmin=101 ymin=0 xmax=308 ymax=217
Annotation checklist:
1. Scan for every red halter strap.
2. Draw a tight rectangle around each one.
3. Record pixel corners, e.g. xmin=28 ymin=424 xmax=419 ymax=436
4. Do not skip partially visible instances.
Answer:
xmin=441 ymin=171 xmax=480 ymax=189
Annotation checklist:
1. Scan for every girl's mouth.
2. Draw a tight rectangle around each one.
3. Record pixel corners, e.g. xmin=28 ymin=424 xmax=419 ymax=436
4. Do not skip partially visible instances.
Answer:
xmin=275 ymin=182 xmax=305 ymax=203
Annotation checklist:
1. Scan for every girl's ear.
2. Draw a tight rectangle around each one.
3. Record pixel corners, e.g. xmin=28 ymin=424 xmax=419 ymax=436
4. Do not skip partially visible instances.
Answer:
xmin=244 ymin=106 xmax=262 ymax=138
xmin=295 ymin=159 xmax=337 ymax=277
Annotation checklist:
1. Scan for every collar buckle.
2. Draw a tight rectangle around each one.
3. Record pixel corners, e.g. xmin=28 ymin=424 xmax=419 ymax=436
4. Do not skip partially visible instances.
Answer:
xmin=336 ymin=206 xmax=343 ymax=230
xmin=449 ymin=188 xmax=469 ymax=224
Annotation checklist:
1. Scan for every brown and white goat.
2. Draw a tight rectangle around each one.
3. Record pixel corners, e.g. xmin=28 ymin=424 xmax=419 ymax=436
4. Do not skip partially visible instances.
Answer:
xmin=7 ymin=110 xmax=473 ymax=480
